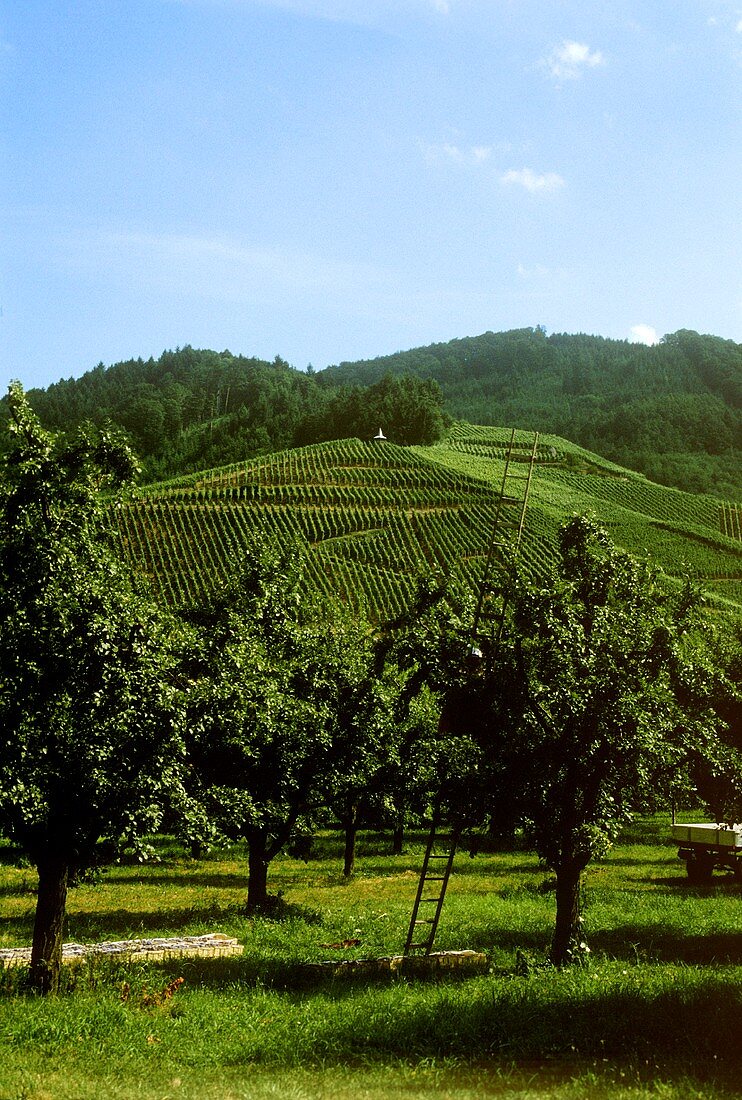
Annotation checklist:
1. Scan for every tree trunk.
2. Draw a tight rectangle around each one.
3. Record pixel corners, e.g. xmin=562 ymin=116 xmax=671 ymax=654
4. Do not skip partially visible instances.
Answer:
xmin=343 ymin=816 xmax=357 ymax=878
xmin=550 ymin=860 xmax=584 ymax=967
xmin=30 ymin=857 xmax=69 ymax=994
xmin=246 ymin=832 xmax=270 ymax=912
xmin=391 ymin=822 xmax=404 ymax=855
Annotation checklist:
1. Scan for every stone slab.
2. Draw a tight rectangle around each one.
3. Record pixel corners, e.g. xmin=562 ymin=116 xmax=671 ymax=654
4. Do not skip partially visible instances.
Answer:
xmin=300 ymin=949 xmax=488 ymax=979
xmin=0 ymin=933 xmax=243 ymax=968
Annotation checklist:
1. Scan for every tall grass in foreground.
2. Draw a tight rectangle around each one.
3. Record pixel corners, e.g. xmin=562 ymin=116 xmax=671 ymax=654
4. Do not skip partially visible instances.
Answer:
xmin=1 ymin=820 xmax=741 ymax=1099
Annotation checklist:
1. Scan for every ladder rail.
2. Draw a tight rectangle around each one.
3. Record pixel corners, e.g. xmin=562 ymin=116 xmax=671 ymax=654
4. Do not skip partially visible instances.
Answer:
xmin=472 ymin=430 xmax=539 ymax=644
xmin=403 ymin=428 xmax=539 ymax=957
xmin=403 ymin=821 xmax=460 ymax=955
xmin=471 ymin=429 xmax=517 ymax=634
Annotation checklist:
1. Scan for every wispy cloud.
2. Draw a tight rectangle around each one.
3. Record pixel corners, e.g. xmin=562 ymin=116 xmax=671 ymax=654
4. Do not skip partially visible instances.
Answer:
xmin=517 ymin=263 xmax=552 ymax=280
xmin=629 ymin=324 xmax=660 ymax=346
xmin=420 ymin=140 xmax=498 ymax=165
xmin=55 ymin=229 xmax=397 ymax=302
xmin=541 ymin=40 xmax=605 ymax=81
xmin=419 ymin=138 xmax=516 ymax=168
xmin=501 ymin=168 xmax=565 ymax=193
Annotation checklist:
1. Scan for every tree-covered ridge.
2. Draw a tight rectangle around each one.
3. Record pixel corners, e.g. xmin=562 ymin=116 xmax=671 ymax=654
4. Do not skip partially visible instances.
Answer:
xmin=322 ymin=328 xmax=742 ymax=500
xmin=13 ymin=347 xmax=448 ymax=482
xmin=114 ymin=431 xmax=742 ymax=621
xmin=8 ymin=326 xmax=741 ymax=499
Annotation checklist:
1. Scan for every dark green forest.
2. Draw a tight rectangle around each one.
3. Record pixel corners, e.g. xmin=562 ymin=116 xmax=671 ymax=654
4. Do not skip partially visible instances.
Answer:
xmin=11 ymin=350 xmax=448 ymax=483
xmin=6 ymin=327 xmax=741 ymax=498
xmin=324 ymin=328 xmax=742 ymax=500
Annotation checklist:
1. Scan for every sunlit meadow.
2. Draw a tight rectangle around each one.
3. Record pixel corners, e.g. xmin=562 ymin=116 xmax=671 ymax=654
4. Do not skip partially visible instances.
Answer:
xmin=1 ymin=817 xmax=741 ymax=1100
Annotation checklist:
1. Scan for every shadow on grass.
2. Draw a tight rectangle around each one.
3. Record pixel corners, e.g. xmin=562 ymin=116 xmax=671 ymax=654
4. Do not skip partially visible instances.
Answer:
xmin=1 ymin=893 xmax=325 ymax=943
xmin=467 ymin=917 xmax=742 ymax=965
xmin=52 ymin=956 xmax=742 ymax=1090
xmin=0 ymin=845 xmax=28 ymax=868
xmin=150 ymin=948 xmax=496 ymax=995
xmin=286 ymin=970 xmax=742 ymax=1088
xmin=0 ymin=905 xmax=242 ymax=941
xmin=99 ymin=871 xmax=248 ymax=890
xmin=0 ymin=880 xmax=37 ymax=898
xmin=647 ymin=874 xmax=740 ymax=890
xmin=590 ymin=925 xmax=742 ymax=965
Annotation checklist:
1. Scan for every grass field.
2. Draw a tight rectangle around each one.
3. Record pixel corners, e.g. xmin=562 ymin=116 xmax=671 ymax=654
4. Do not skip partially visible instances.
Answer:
xmin=2 ymin=818 xmax=741 ymax=1099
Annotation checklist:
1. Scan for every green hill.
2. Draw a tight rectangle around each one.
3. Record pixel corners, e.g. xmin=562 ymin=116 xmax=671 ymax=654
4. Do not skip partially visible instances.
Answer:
xmin=115 ymin=426 xmax=742 ymax=621
xmin=11 ymin=327 xmax=742 ymax=500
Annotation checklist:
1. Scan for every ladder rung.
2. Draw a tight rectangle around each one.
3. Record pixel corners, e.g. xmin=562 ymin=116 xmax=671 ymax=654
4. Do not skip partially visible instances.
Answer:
xmin=408 ymin=943 xmax=429 ymax=950
xmin=423 ymin=876 xmax=445 ymax=881
xmin=419 ymin=897 xmax=441 ymax=903
xmin=414 ymin=919 xmax=435 ymax=925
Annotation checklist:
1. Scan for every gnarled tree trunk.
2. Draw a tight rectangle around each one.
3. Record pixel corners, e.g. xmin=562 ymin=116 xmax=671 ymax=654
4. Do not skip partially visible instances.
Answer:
xmin=30 ymin=857 xmax=69 ymax=994
xmin=343 ymin=813 xmax=358 ymax=878
xmin=246 ymin=830 xmax=270 ymax=912
xmin=550 ymin=858 xmax=585 ymax=967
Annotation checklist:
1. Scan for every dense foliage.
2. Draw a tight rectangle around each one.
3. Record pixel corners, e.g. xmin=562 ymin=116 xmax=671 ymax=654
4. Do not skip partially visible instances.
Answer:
xmin=182 ymin=540 xmax=400 ymax=907
xmin=393 ymin=516 xmax=732 ymax=964
xmin=0 ymin=385 xmax=184 ymax=991
xmin=10 ymin=348 xmax=448 ymax=481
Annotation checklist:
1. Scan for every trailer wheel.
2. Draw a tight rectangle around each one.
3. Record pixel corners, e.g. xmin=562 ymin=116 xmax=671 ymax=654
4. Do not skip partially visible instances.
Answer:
xmin=687 ymin=855 xmax=714 ymax=884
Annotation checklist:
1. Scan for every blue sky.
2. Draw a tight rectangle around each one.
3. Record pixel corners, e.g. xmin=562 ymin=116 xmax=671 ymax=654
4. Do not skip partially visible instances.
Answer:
xmin=2 ymin=0 xmax=740 ymax=391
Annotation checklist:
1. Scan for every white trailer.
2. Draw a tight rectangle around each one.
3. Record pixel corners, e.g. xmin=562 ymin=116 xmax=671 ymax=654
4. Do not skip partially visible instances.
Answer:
xmin=672 ymin=822 xmax=742 ymax=883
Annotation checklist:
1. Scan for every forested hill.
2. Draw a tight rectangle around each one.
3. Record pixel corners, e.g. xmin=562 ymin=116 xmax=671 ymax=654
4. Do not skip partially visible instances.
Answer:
xmin=12 ymin=347 xmax=449 ymax=484
xmin=321 ymin=328 xmax=742 ymax=500
xmin=7 ymin=327 xmax=741 ymax=499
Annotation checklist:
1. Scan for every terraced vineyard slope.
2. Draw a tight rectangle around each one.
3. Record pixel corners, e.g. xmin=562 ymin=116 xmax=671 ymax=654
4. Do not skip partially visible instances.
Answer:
xmin=113 ymin=426 xmax=742 ymax=619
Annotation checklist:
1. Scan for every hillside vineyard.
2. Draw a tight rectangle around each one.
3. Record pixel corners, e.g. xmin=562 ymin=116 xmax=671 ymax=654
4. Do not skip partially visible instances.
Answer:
xmin=112 ymin=426 xmax=742 ymax=620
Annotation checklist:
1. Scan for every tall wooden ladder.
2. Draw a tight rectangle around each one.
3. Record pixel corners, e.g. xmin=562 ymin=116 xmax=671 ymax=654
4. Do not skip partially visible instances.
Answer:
xmin=471 ymin=429 xmax=539 ymax=646
xmin=402 ymin=817 xmax=460 ymax=956
xmin=401 ymin=429 xmax=540 ymax=958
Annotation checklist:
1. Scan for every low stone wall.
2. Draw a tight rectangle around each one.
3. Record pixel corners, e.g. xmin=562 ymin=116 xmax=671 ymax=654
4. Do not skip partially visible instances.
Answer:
xmin=0 ymin=932 xmax=243 ymax=968
xmin=300 ymin=949 xmax=488 ymax=979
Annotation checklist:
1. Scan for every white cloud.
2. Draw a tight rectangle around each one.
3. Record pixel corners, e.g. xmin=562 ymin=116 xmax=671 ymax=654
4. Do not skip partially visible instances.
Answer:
xmin=629 ymin=324 xmax=660 ymax=346
xmin=517 ymin=263 xmax=552 ymax=279
xmin=736 ymin=18 xmax=742 ymax=32
xmin=542 ymin=40 xmax=605 ymax=81
xmin=420 ymin=140 xmax=496 ymax=165
xmin=501 ymin=168 xmax=565 ymax=193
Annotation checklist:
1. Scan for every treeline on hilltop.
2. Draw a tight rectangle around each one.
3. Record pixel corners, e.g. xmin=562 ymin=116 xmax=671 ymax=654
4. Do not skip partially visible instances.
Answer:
xmin=11 ymin=349 xmax=448 ymax=482
xmin=324 ymin=327 xmax=742 ymax=500
xmin=6 ymin=326 xmax=741 ymax=498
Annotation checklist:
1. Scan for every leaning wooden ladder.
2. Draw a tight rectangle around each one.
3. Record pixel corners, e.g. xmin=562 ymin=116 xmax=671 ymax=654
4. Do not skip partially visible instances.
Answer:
xmin=402 ymin=429 xmax=540 ymax=957
xmin=402 ymin=816 xmax=460 ymax=956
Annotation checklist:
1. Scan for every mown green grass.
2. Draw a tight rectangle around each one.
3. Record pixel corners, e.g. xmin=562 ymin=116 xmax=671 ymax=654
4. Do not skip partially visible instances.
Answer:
xmin=1 ymin=819 xmax=741 ymax=1099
